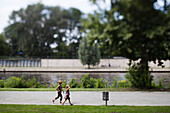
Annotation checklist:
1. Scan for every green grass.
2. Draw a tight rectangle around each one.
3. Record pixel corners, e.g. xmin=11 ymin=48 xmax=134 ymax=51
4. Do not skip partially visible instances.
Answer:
xmin=0 ymin=104 xmax=169 ymax=113
xmin=0 ymin=88 xmax=169 ymax=92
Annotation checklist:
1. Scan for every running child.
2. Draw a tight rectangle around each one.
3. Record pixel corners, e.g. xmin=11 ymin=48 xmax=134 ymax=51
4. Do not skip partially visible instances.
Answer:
xmin=62 ymin=85 xmax=73 ymax=105
xmin=52 ymin=80 xmax=64 ymax=104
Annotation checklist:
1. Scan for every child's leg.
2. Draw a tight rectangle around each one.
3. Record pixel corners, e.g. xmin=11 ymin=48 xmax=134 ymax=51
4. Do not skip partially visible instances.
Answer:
xmin=52 ymin=92 xmax=60 ymax=103
xmin=62 ymin=99 xmax=67 ymax=105
xmin=59 ymin=95 xmax=62 ymax=103
xmin=68 ymin=99 xmax=73 ymax=105
xmin=52 ymin=96 xmax=59 ymax=103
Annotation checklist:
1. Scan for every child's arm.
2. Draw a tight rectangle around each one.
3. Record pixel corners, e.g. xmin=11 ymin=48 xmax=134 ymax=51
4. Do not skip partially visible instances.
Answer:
xmin=66 ymin=87 xmax=70 ymax=91
xmin=56 ymin=87 xmax=60 ymax=92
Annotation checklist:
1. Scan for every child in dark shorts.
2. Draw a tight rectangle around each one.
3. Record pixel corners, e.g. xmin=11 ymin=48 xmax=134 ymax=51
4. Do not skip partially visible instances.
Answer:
xmin=62 ymin=85 xmax=73 ymax=105
xmin=52 ymin=80 xmax=64 ymax=104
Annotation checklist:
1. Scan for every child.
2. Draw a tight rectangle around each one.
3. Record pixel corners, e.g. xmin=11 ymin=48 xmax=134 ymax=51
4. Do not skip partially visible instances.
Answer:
xmin=62 ymin=85 xmax=73 ymax=105
xmin=52 ymin=80 xmax=64 ymax=104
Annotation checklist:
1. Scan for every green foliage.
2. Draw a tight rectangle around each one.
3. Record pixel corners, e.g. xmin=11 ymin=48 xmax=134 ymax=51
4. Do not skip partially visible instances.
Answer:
xmin=78 ymin=37 xmax=100 ymax=68
xmin=4 ymin=76 xmax=25 ymax=88
xmin=81 ymin=74 xmax=97 ymax=88
xmin=112 ymin=77 xmax=117 ymax=88
xmin=152 ymin=80 xmax=157 ymax=88
xmin=4 ymin=3 xmax=83 ymax=58
xmin=126 ymin=64 xmax=153 ymax=89
xmin=3 ymin=75 xmax=42 ymax=88
xmin=89 ymin=78 xmax=97 ymax=88
xmin=118 ymin=80 xmax=130 ymax=88
xmin=84 ymin=0 xmax=170 ymax=88
xmin=0 ymin=80 xmax=4 ymax=88
xmin=158 ymin=78 xmax=164 ymax=89
xmin=69 ymin=78 xmax=80 ymax=88
xmin=41 ymin=84 xmax=49 ymax=88
xmin=62 ymin=80 xmax=67 ymax=88
xmin=96 ymin=78 xmax=105 ymax=88
xmin=26 ymin=76 xmax=40 ymax=88
xmin=81 ymin=74 xmax=90 ymax=88
xmin=0 ymin=33 xmax=10 ymax=56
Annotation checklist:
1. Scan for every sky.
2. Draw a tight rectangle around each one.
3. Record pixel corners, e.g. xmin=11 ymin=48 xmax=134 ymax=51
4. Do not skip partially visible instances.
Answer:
xmin=0 ymin=0 xmax=169 ymax=33
xmin=0 ymin=0 xmax=110 ymax=33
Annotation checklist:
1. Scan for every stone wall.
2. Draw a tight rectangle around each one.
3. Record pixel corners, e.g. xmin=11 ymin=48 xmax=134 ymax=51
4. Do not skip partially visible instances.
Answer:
xmin=0 ymin=71 xmax=169 ymax=88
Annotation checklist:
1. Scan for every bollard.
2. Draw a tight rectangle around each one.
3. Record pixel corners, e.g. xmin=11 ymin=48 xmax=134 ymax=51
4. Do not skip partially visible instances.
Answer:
xmin=103 ymin=92 xmax=109 ymax=106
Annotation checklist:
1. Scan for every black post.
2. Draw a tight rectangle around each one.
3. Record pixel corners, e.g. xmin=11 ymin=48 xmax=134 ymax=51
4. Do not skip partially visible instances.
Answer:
xmin=106 ymin=99 xmax=107 ymax=106
xmin=103 ymin=92 xmax=109 ymax=106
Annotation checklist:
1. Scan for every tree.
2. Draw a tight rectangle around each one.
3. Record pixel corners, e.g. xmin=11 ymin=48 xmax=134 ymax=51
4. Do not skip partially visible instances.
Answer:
xmin=0 ymin=33 xmax=10 ymax=56
xmin=84 ymin=0 xmax=170 ymax=88
xmin=78 ymin=36 xmax=100 ymax=68
xmin=4 ymin=3 xmax=83 ymax=58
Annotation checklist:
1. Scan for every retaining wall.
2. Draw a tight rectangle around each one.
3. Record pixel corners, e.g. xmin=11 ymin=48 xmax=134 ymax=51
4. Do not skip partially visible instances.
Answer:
xmin=0 ymin=71 xmax=169 ymax=88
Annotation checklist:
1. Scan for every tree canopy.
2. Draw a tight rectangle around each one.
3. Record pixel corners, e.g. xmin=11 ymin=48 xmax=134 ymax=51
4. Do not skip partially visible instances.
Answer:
xmin=83 ymin=0 xmax=170 ymax=88
xmin=4 ymin=3 xmax=83 ymax=58
xmin=83 ymin=0 xmax=170 ymax=67
xmin=78 ymin=36 xmax=100 ymax=68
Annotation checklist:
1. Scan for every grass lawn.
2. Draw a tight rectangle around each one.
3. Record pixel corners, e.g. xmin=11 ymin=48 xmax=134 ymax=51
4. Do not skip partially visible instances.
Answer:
xmin=0 ymin=88 xmax=170 ymax=92
xmin=0 ymin=104 xmax=169 ymax=113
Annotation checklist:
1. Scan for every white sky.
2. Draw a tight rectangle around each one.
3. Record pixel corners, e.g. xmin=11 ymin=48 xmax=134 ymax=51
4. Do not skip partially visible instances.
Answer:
xmin=0 ymin=0 xmax=169 ymax=33
xmin=0 ymin=0 xmax=110 ymax=33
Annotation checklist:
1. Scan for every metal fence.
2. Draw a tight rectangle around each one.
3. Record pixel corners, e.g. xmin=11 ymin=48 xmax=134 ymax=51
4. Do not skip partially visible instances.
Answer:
xmin=0 ymin=59 xmax=41 ymax=67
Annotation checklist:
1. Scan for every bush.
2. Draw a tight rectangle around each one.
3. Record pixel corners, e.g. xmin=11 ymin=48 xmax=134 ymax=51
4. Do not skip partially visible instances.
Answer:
xmin=4 ymin=75 xmax=27 ymax=88
xmin=125 ymin=64 xmax=153 ymax=89
xmin=96 ymin=78 xmax=105 ymax=88
xmin=81 ymin=74 xmax=90 ymax=88
xmin=0 ymin=80 xmax=4 ymax=88
xmin=118 ymin=80 xmax=130 ymax=88
xmin=89 ymin=78 xmax=96 ymax=88
xmin=112 ymin=77 xmax=117 ymax=88
xmin=26 ymin=76 xmax=37 ymax=88
xmin=152 ymin=80 xmax=157 ymax=88
xmin=69 ymin=78 xmax=80 ymax=88
xmin=81 ymin=74 xmax=97 ymax=88
xmin=41 ymin=84 xmax=49 ymax=88
xmin=62 ymin=80 xmax=67 ymax=88
xmin=2 ymin=75 xmax=44 ymax=88
xmin=158 ymin=78 xmax=164 ymax=89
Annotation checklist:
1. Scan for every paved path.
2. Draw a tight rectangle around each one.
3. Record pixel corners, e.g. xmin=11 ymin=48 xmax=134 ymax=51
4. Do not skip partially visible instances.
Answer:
xmin=0 ymin=91 xmax=170 ymax=106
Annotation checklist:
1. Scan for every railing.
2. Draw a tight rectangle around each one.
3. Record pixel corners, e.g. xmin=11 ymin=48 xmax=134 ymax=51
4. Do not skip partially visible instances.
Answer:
xmin=0 ymin=59 xmax=41 ymax=67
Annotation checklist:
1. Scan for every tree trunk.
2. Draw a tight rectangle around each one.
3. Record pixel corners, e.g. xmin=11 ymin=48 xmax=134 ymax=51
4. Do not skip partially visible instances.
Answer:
xmin=88 ymin=65 xmax=90 ymax=69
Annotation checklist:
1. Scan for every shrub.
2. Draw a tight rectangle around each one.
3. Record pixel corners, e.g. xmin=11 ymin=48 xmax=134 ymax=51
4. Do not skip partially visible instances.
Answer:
xmin=26 ymin=76 xmax=37 ymax=88
xmin=125 ymin=63 xmax=153 ymax=89
xmin=4 ymin=76 xmax=20 ymax=88
xmin=81 ymin=74 xmax=90 ymax=88
xmin=50 ymin=83 xmax=55 ymax=88
xmin=62 ymin=80 xmax=67 ymax=88
xmin=112 ymin=77 xmax=117 ymax=88
xmin=69 ymin=78 xmax=80 ymax=88
xmin=20 ymin=75 xmax=27 ymax=88
xmin=41 ymin=84 xmax=49 ymax=88
xmin=96 ymin=78 xmax=105 ymax=88
xmin=0 ymin=80 xmax=4 ymax=88
xmin=158 ymin=78 xmax=164 ymax=89
xmin=81 ymin=74 xmax=97 ymax=88
xmin=152 ymin=80 xmax=157 ymax=88
xmin=89 ymin=78 xmax=96 ymax=88
xmin=118 ymin=80 xmax=130 ymax=88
